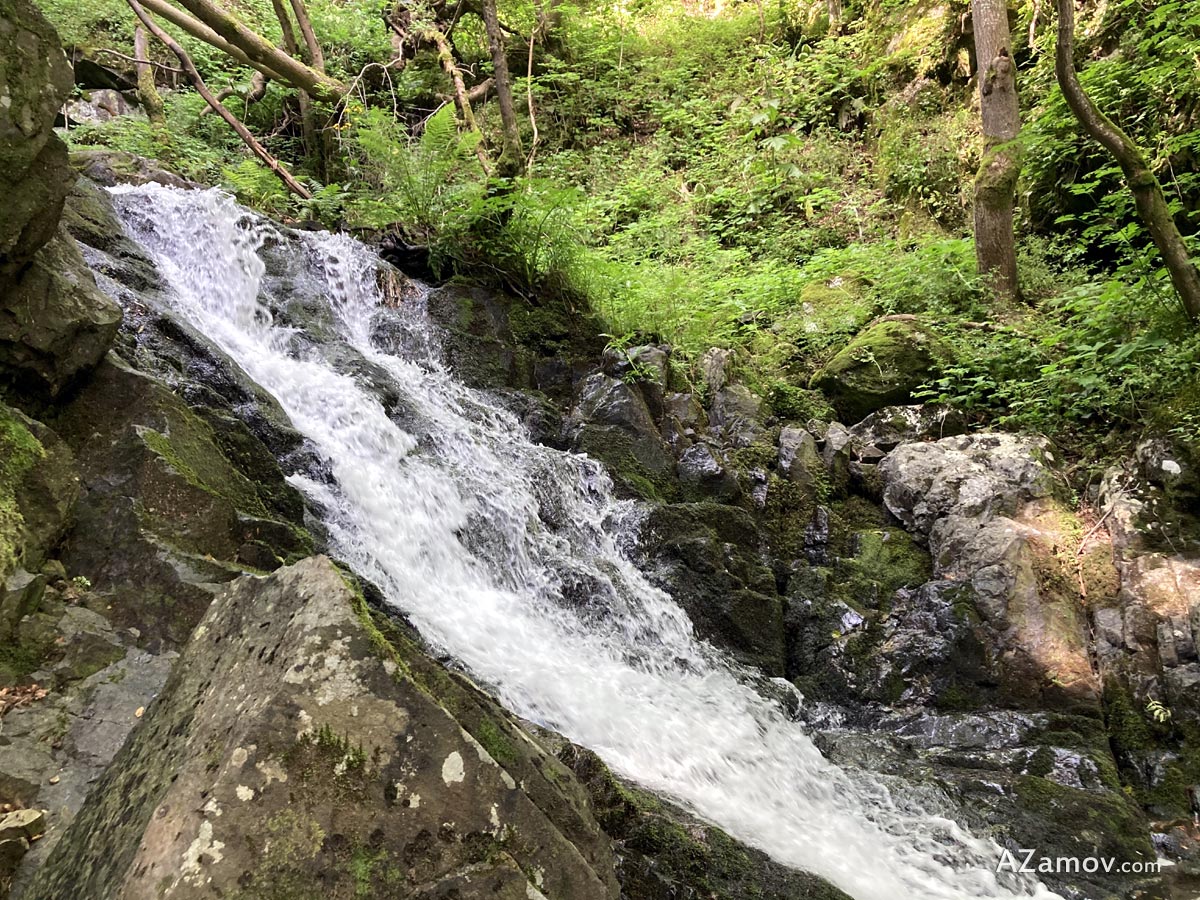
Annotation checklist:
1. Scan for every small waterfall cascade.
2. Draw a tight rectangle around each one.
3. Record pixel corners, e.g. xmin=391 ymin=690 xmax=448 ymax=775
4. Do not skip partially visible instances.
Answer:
xmin=110 ymin=183 xmax=1060 ymax=900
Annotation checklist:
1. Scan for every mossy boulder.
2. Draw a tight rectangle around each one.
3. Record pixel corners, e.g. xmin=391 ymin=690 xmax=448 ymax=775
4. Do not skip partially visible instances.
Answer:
xmin=811 ymin=317 xmax=952 ymax=424
xmin=0 ymin=226 xmax=122 ymax=394
xmin=0 ymin=403 xmax=78 ymax=580
xmin=52 ymin=357 xmax=311 ymax=646
xmin=0 ymin=0 xmax=74 ymax=269
xmin=27 ymin=557 xmax=620 ymax=900
xmin=641 ymin=503 xmax=785 ymax=674
xmin=0 ymin=0 xmax=121 ymax=394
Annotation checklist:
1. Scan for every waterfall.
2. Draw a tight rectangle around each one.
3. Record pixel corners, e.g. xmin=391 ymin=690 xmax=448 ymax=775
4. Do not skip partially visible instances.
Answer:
xmin=109 ymin=184 xmax=1059 ymax=900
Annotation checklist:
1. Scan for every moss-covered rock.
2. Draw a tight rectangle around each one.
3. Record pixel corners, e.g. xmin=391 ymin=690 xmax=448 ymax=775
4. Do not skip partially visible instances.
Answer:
xmin=641 ymin=503 xmax=785 ymax=673
xmin=0 ymin=0 xmax=74 ymax=268
xmin=27 ymin=557 xmax=620 ymax=900
xmin=0 ymin=0 xmax=121 ymax=395
xmin=52 ymin=357 xmax=311 ymax=646
xmin=0 ymin=403 xmax=78 ymax=580
xmin=811 ymin=317 xmax=952 ymax=424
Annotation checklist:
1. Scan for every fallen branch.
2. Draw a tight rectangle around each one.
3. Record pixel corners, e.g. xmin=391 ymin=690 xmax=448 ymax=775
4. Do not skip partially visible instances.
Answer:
xmin=93 ymin=46 xmax=183 ymax=73
xmin=126 ymin=0 xmax=312 ymax=199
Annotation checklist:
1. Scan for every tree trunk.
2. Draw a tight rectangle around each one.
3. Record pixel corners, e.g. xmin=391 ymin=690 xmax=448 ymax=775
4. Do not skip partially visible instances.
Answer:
xmin=133 ymin=25 xmax=166 ymax=124
xmin=139 ymin=0 xmax=287 ymax=83
xmin=1053 ymin=0 xmax=1200 ymax=322
xmin=127 ymin=0 xmax=312 ymax=199
xmin=429 ymin=28 xmax=493 ymax=175
xmin=169 ymin=0 xmax=344 ymax=99
xmin=971 ymin=0 xmax=1020 ymax=303
xmin=270 ymin=0 xmax=324 ymax=179
xmin=479 ymin=0 xmax=523 ymax=177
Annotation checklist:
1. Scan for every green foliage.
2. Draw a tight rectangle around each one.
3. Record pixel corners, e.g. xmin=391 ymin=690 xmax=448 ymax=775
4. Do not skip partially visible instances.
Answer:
xmin=918 ymin=276 xmax=1200 ymax=451
xmin=344 ymin=105 xmax=485 ymax=269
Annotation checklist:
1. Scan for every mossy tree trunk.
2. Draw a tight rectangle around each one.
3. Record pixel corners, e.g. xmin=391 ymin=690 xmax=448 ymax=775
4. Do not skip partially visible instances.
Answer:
xmin=127 ymin=0 xmax=312 ymax=199
xmin=971 ymin=0 xmax=1021 ymax=303
xmin=1053 ymin=0 xmax=1200 ymax=323
xmin=138 ymin=0 xmax=343 ymax=100
xmin=480 ymin=0 xmax=524 ymax=177
xmin=133 ymin=25 xmax=165 ymax=125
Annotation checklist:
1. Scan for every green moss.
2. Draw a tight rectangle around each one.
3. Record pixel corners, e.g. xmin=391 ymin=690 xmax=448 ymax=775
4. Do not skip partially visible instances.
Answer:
xmin=811 ymin=318 xmax=954 ymax=423
xmin=0 ymin=405 xmax=47 ymax=577
xmin=475 ymin=716 xmax=518 ymax=768
xmin=574 ymin=426 xmax=677 ymax=502
xmin=139 ymin=424 xmax=266 ymax=516
xmin=830 ymin=528 xmax=929 ymax=611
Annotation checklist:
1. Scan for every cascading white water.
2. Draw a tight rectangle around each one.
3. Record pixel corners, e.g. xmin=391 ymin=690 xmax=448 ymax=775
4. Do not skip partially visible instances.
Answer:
xmin=110 ymin=184 xmax=1060 ymax=900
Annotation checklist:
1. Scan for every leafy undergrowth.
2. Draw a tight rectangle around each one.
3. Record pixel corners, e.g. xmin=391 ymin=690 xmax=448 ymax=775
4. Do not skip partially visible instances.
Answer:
xmin=49 ymin=0 xmax=1200 ymax=466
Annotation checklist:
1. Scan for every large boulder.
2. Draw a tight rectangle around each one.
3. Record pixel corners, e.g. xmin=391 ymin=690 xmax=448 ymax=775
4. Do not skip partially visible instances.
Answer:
xmin=0 ymin=226 xmax=122 ymax=392
xmin=0 ymin=0 xmax=121 ymax=394
xmin=52 ymin=356 xmax=312 ymax=647
xmin=569 ymin=373 xmax=677 ymax=501
xmin=811 ymin=317 xmax=951 ymax=423
xmin=0 ymin=0 xmax=74 ymax=269
xmin=26 ymin=557 xmax=622 ymax=900
xmin=878 ymin=433 xmax=1097 ymax=711
xmin=0 ymin=403 xmax=77 ymax=580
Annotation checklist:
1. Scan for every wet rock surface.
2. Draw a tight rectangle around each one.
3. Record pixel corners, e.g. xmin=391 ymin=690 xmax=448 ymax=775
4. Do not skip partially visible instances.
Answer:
xmin=25 ymin=558 xmax=621 ymax=900
xmin=0 ymin=0 xmax=120 ymax=395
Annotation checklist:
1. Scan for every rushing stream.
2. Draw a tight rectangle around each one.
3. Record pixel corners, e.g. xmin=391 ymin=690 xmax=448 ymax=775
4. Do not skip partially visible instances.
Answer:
xmin=109 ymin=184 xmax=1059 ymax=900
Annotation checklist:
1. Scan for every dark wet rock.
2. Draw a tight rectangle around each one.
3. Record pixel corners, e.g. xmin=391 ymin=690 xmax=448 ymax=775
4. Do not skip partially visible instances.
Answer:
xmin=639 ymin=503 xmax=784 ymax=674
xmin=676 ymin=442 xmax=740 ymax=502
xmin=0 ymin=0 xmax=73 ymax=270
xmin=550 ymin=738 xmax=852 ymax=900
xmin=26 ymin=557 xmax=621 ymax=900
xmin=0 ymin=403 xmax=78 ymax=581
xmin=569 ymin=373 xmax=677 ymax=501
xmin=68 ymin=150 xmax=195 ymax=190
xmin=777 ymin=426 xmax=823 ymax=489
xmin=0 ymin=2 xmax=121 ymax=395
xmin=425 ymin=282 xmax=603 ymax=406
xmin=811 ymin=317 xmax=952 ymax=423
xmin=709 ymin=383 xmax=764 ymax=448
xmin=52 ymin=357 xmax=311 ymax=647
xmin=0 ymin=227 xmax=122 ymax=394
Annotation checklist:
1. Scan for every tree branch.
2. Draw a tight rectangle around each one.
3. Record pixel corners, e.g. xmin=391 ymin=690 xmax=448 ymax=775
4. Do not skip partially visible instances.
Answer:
xmin=126 ymin=0 xmax=312 ymax=199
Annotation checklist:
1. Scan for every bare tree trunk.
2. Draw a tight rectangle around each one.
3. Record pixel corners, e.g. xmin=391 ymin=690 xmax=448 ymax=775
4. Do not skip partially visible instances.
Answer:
xmin=972 ymin=0 xmax=1021 ymax=303
xmin=288 ymin=0 xmax=325 ymax=71
xmin=1054 ymin=0 xmax=1200 ymax=322
xmin=270 ymin=0 xmax=323 ymax=178
xmin=133 ymin=25 xmax=166 ymax=124
xmin=127 ymin=0 xmax=312 ymax=199
xmin=480 ymin=0 xmax=523 ymax=176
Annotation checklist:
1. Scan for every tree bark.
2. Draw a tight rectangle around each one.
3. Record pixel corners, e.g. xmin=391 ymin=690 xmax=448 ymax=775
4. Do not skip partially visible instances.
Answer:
xmin=288 ymin=0 xmax=325 ymax=71
xmin=139 ymin=0 xmax=288 ymax=83
xmin=429 ymin=28 xmax=493 ymax=175
xmin=1053 ymin=0 xmax=1200 ymax=322
xmin=126 ymin=0 xmax=312 ymax=199
xmin=133 ymin=25 xmax=166 ymax=124
xmin=479 ymin=0 xmax=523 ymax=176
xmin=971 ymin=0 xmax=1021 ymax=303
xmin=168 ymin=0 xmax=344 ymax=99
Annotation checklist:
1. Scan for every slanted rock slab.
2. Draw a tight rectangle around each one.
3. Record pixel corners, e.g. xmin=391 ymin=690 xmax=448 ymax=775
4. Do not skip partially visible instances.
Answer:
xmin=26 ymin=556 xmax=619 ymax=900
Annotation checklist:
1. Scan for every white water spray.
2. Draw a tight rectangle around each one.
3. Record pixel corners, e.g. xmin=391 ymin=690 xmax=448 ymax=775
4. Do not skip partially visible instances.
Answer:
xmin=110 ymin=184 xmax=1059 ymax=900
